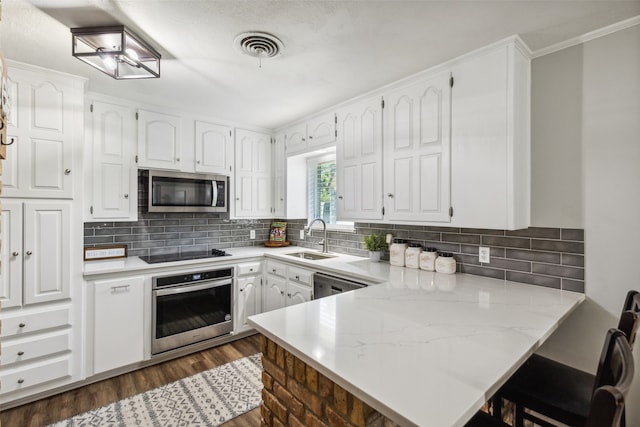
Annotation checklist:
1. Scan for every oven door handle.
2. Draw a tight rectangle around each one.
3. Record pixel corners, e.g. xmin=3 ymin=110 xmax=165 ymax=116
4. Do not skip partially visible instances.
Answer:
xmin=154 ymin=278 xmax=232 ymax=297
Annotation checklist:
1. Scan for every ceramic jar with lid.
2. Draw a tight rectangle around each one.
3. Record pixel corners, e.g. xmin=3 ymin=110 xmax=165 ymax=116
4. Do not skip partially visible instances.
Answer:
xmin=405 ymin=243 xmax=422 ymax=269
xmin=419 ymin=247 xmax=438 ymax=271
xmin=389 ymin=239 xmax=408 ymax=267
xmin=435 ymin=252 xmax=456 ymax=274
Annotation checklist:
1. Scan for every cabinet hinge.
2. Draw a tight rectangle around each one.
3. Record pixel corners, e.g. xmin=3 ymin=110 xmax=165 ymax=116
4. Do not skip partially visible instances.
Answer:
xmin=90 ymin=104 xmax=93 ymax=113
xmin=381 ymin=98 xmax=385 ymax=109
xmin=135 ymin=112 xmax=139 ymax=120
xmin=450 ymin=75 xmax=454 ymax=88
xmin=449 ymin=206 xmax=454 ymax=217
xmin=90 ymin=206 xmax=93 ymax=215
xmin=135 ymin=155 xmax=139 ymax=163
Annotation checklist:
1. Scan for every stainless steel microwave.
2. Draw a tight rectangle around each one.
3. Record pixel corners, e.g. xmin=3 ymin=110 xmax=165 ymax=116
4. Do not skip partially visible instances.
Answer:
xmin=147 ymin=170 xmax=228 ymax=213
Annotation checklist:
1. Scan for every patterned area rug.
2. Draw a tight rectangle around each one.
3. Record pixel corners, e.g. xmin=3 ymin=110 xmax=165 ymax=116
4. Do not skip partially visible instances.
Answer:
xmin=50 ymin=353 xmax=263 ymax=427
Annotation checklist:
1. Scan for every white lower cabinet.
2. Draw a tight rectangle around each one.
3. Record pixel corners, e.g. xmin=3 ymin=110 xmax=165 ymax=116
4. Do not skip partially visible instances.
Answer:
xmin=0 ymin=304 xmax=74 ymax=401
xmin=236 ymin=262 xmax=262 ymax=333
xmin=263 ymin=261 xmax=313 ymax=312
xmin=89 ymin=276 xmax=145 ymax=375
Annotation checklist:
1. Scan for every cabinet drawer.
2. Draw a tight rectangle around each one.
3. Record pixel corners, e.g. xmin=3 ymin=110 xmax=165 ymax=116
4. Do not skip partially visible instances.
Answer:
xmin=289 ymin=267 xmax=313 ymax=286
xmin=1 ymin=306 xmax=70 ymax=338
xmin=0 ymin=356 xmax=71 ymax=394
xmin=237 ymin=262 xmax=262 ymax=276
xmin=1 ymin=330 xmax=71 ymax=367
xmin=266 ymin=261 xmax=287 ymax=278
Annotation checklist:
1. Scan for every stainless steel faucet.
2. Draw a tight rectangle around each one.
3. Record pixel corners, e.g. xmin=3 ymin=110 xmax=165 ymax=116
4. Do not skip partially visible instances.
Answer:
xmin=307 ymin=218 xmax=328 ymax=253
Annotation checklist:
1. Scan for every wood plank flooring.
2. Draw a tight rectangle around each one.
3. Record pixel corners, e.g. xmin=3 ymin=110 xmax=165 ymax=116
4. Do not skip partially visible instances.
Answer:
xmin=1 ymin=335 xmax=262 ymax=427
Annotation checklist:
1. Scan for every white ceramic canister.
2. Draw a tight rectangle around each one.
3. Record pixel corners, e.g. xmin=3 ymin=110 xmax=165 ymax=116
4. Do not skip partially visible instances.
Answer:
xmin=405 ymin=242 xmax=422 ymax=269
xmin=389 ymin=239 xmax=408 ymax=267
xmin=419 ymin=247 xmax=438 ymax=271
xmin=435 ymin=252 xmax=457 ymax=274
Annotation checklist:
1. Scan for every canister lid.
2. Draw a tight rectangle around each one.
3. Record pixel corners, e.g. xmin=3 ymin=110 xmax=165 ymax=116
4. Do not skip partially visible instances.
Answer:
xmin=408 ymin=242 xmax=422 ymax=248
xmin=439 ymin=252 xmax=454 ymax=257
xmin=425 ymin=247 xmax=437 ymax=252
xmin=392 ymin=239 xmax=406 ymax=243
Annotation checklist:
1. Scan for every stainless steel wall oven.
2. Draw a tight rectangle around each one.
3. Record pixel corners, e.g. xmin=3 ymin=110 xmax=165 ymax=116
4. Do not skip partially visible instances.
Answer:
xmin=151 ymin=267 xmax=233 ymax=355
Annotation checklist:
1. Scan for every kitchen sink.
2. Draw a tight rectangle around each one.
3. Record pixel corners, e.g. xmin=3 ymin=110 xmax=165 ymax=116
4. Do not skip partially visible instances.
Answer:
xmin=285 ymin=252 xmax=337 ymax=261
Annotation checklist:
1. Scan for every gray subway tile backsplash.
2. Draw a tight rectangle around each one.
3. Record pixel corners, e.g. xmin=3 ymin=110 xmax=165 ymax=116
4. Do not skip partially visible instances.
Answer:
xmin=84 ymin=174 xmax=584 ymax=293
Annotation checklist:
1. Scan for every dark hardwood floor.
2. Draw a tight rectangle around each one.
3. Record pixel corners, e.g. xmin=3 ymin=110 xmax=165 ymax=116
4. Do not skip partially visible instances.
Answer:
xmin=1 ymin=335 xmax=262 ymax=427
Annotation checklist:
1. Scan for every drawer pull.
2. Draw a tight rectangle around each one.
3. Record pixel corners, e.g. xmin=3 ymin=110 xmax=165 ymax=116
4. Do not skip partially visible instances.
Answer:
xmin=19 ymin=323 xmax=26 ymax=328
xmin=239 ymin=288 xmax=244 ymax=292
xmin=17 ymin=351 xmax=24 ymax=356
xmin=64 ymin=169 xmax=71 ymax=175
xmin=272 ymin=268 xmax=276 ymax=273
xmin=295 ymin=275 xmax=300 ymax=280
xmin=249 ymin=268 xmax=254 ymax=272
xmin=110 ymin=285 xmax=130 ymax=293
xmin=287 ymin=293 xmax=292 ymax=298
xmin=17 ymin=379 xmax=25 ymax=384
xmin=26 ymin=251 xmax=33 ymax=255
xmin=280 ymin=290 xmax=284 ymax=296
xmin=12 ymin=251 xmax=19 ymax=257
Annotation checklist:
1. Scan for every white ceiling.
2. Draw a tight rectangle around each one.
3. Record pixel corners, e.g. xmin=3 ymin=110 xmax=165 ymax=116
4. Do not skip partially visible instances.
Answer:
xmin=2 ymin=0 xmax=639 ymax=129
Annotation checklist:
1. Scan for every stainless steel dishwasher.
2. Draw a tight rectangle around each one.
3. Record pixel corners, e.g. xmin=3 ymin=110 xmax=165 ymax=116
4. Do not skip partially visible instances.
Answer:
xmin=313 ymin=272 xmax=369 ymax=299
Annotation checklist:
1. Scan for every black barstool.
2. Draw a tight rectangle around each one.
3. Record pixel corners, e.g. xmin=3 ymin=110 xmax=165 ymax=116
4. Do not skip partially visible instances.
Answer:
xmin=466 ymin=327 xmax=635 ymax=427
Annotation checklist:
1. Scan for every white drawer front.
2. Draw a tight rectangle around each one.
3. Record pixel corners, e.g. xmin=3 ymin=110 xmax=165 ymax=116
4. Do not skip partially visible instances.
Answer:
xmin=1 ymin=307 xmax=70 ymax=338
xmin=266 ymin=261 xmax=287 ymax=278
xmin=237 ymin=262 xmax=262 ymax=276
xmin=1 ymin=330 xmax=71 ymax=367
xmin=1 ymin=356 xmax=71 ymax=394
xmin=289 ymin=267 xmax=313 ymax=286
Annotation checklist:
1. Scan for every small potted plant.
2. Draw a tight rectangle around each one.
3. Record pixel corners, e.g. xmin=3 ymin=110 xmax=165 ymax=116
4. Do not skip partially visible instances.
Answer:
xmin=363 ymin=232 xmax=388 ymax=262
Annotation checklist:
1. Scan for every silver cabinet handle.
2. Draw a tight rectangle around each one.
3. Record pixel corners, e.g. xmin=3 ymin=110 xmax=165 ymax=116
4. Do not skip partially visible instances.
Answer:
xmin=196 ymin=160 xmax=201 ymax=164
xmin=387 ymin=193 xmax=394 ymax=198
xmin=124 ymin=194 xmax=129 ymax=199
xmin=12 ymin=251 xmax=18 ymax=257
xmin=18 ymin=323 xmax=26 ymax=328
xmin=295 ymin=275 xmax=300 ymax=280
xmin=176 ymin=158 xmax=180 ymax=162
xmin=280 ymin=290 xmax=284 ymax=296
xmin=338 ymin=196 xmax=343 ymax=200
xmin=110 ymin=285 xmax=130 ymax=293
xmin=17 ymin=379 xmax=24 ymax=384
xmin=239 ymin=288 xmax=244 ymax=292
xmin=249 ymin=268 xmax=254 ymax=272
xmin=64 ymin=169 xmax=71 ymax=175
xmin=287 ymin=293 xmax=292 ymax=298
xmin=26 ymin=251 xmax=33 ymax=255
xmin=272 ymin=268 xmax=276 ymax=273
xmin=17 ymin=351 xmax=24 ymax=356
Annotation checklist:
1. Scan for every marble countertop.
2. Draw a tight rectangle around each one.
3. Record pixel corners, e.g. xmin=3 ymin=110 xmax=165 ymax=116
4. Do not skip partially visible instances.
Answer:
xmin=248 ymin=273 xmax=584 ymax=427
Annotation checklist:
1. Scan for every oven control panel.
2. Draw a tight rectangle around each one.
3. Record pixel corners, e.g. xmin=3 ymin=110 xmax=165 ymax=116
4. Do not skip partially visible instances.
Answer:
xmin=153 ymin=268 xmax=233 ymax=289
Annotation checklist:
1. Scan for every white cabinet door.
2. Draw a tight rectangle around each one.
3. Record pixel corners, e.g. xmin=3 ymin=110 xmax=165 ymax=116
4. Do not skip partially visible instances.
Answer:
xmin=307 ymin=112 xmax=336 ymax=149
xmin=284 ymin=122 xmax=307 ymax=156
xmin=234 ymin=129 xmax=272 ymax=218
xmin=384 ymin=71 xmax=452 ymax=223
xmin=450 ymin=43 xmax=530 ymax=230
xmin=0 ymin=201 xmax=23 ymax=309
xmin=337 ymin=96 xmax=383 ymax=221
xmin=273 ymin=132 xmax=286 ymax=217
xmin=2 ymin=66 xmax=83 ymax=199
xmin=23 ymin=202 xmax=71 ymax=305
xmin=286 ymin=281 xmax=312 ymax=306
xmin=92 ymin=276 xmax=145 ymax=374
xmin=137 ymin=110 xmax=182 ymax=170
xmin=195 ymin=121 xmax=233 ymax=174
xmin=263 ymin=276 xmax=286 ymax=312
xmin=89 ymin=100 xmax=136 ymax=220
xmin=237 ymin=276 xmax=262 ymax=332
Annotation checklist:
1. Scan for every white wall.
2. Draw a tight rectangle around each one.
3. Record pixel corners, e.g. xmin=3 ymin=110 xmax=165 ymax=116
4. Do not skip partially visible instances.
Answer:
xmin=532 ymin=23 xmax=640 ymax=423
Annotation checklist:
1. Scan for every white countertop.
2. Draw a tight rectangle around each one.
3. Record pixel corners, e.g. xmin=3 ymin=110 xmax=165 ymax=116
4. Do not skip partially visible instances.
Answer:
xmin=248 ymin=272 xmax=584 ymax=427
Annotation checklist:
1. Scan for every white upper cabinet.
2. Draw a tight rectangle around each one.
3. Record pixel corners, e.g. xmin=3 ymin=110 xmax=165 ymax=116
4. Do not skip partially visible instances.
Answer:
xmin=450 ymin=41 xmax=530 ymax=230
xmin=383 ymin=70 xmax=452 ymax=223
xmin=234 ymin=129 xmax=272 ymax=218
xmin=336 ymin=96 xmax=384 ymax=221
xmin=87 ymin=99 xmax=137 ymax=221
xmin=3 ymin=64 xmax=84 ymax=199
xmin=0 ymin=201 xmax=23 ymax=309
xmin=273 ymin=132 xmax=286 ymax=218
xmin=137 ymin=109 xmax=182 ymax=171
xmin=283 ymin=112 xmax=336 ymax=156
xmin=307 ymin=112 xmax=337 ymax=150
xmin=194 ymin=121 xmax=233 ymax=174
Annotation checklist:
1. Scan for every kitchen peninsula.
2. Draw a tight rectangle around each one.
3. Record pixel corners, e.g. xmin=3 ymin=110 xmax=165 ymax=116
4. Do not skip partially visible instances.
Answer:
xmin=249 ymin=273 xmax=584 ymax=427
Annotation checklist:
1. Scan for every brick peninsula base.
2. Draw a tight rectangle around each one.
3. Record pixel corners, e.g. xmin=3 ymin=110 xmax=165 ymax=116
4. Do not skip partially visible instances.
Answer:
xmin=259 ymin=335 xmax=400 ymax=427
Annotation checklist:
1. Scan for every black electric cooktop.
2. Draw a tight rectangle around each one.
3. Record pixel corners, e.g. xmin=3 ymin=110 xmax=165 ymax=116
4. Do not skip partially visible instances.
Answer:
xmin=139 ymin=248 xmax=231 ymax=264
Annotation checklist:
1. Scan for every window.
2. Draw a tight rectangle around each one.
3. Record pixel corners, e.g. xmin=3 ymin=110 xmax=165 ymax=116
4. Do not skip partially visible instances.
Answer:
xmin=307 ymin=154 xmax=353 ymax=230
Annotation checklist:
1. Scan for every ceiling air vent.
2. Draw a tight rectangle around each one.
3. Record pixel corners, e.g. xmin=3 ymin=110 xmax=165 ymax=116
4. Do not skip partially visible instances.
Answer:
xmin=234 ymin=31 xmax=284 ymax=60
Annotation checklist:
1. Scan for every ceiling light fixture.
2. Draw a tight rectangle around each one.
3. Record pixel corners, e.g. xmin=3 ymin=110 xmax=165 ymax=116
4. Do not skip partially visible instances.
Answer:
xmin=71 ymin=25 xmax=161 ymax=79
